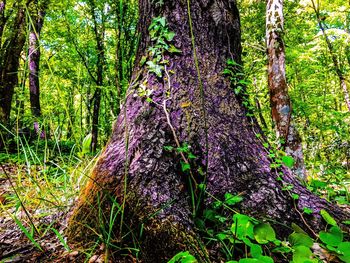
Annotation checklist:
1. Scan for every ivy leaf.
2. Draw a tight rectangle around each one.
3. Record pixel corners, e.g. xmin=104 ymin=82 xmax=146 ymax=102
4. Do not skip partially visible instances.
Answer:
xmin=168 ymin=44 xmax=182 ymax=54
xmin=164 ymin=31 xmax=175 ymax=41
xmin=253 ymin=223 xmax=276 ymax=244
xmin=180 ymin=161 xmax=190 ymax=172
xmin=282 ymin=156 xmax=294 ymax=168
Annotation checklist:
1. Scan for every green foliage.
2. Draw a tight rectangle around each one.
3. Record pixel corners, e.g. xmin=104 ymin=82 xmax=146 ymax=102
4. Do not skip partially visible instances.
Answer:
xmin=168 ymin=251 xmax=197 ymax=263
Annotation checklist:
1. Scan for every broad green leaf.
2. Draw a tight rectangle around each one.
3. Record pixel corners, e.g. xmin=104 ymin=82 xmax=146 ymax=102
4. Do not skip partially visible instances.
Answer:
xmin=231 ymin=214 xmax=255 ymax=239
xmin=292 ymin=246 xmax=313 ymax=263
xmin=320 ymin=209 xmax=337 ymax=226
xmin=337 ymin=242 xmax=350 ymax=262
xmin=288 ymin=233 xmax=313 ymax=248
xmin=250 ymin=243 xmax=262 ymax=258
xmin=319 ymin=226 xmax=343 ymax=246
xmin=253 ymin=223 xmax=276 ymax=244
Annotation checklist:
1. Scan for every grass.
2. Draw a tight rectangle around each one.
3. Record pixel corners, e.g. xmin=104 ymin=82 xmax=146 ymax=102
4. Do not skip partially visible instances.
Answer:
xmin=0 ymin=131 xmax=99 ymax=261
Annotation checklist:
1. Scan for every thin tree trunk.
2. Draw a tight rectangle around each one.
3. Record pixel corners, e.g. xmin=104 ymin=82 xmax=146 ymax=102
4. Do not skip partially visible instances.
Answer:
xmin=311 ymin=0 xmax=350 ymax=112
xmin=28 ymin=1 xmax=46 ymax=118
xmin=67 ymin=0 xmax=350 ymax=261
xmin=87 ymin=0 xmax=105 ymax=152
xmin=266 ymin=0 xmax=306 ymax=179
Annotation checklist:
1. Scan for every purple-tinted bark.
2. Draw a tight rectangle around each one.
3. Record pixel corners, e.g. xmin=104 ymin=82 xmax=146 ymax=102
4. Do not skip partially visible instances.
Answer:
xmin=28 ymin=5 xmax=46 ymax=117
xmin=67 ymin=0 xmax=350 ymax=261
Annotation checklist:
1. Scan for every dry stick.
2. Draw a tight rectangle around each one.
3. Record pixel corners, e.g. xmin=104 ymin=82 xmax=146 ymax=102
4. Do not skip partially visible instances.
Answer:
xmin=0 ymin=164 xmax=40 ymax=235
xmin=311 ymin=0 xmax=350 ymax=112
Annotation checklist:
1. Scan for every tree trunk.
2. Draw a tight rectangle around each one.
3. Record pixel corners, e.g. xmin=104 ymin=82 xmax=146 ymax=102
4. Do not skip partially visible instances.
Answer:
xmin=266 ymin=0 xmax=306 ymax=179
xmin=0 ymin=6 xmax=26 ymax=125
xmin=311 ymin=0 xmax=350 ymax=112
xmin=28 ymin=1 xmax=46 ymax=118
xmin=89 ymin=0 xmax=105 ymax=153
xmin=67 ymin=0 xmax=350 ymax=261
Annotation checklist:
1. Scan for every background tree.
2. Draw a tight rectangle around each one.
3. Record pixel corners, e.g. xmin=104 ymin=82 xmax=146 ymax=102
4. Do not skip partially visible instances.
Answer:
xmin=28 ymin=0 xmax=48 ymax=119
xmin=66 ymin=0 xmax=350 ymax=261
xmin=266 ymin=0 xmax=306 ymax=179
xmin=0 ymin=1 xmax=26 ymax=126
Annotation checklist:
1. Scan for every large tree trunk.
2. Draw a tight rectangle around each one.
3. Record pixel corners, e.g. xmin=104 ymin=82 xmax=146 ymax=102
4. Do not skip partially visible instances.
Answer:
xmin=67 ymin=0 xmax=350 ymax=261
xmin=266 ymin=0 xmax=306 ymax=179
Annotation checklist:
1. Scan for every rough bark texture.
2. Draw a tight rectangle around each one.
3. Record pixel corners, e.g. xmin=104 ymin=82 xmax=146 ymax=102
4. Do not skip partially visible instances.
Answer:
xmin=0 ymin=6 xmax=26 ymax=125
xmin=67 ymin=0 xmax=350 ymax=261
xmin=266 ymin=0 xmax=306 ymax=179
xmin=28 ymin=1 xmax=46 ymax=117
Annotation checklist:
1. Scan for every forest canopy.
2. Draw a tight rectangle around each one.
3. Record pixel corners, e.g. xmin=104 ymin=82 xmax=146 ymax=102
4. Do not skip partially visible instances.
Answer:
xmin=0 ymin=0 xmax=350 ymax=262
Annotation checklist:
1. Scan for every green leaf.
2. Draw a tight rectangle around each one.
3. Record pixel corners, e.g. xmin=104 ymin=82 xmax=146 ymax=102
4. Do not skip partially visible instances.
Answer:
xmin=292 ymin=193 xmax=299 ymax=200
xmin=292 ymin=246 xmax=314 ymax=263
xmin=288 ymin=233 xmax=314 ymax=248
xmin=282 ymin=156 xmax=294 ymax=168
xmin=81 ymin=133 xmax=92 ymax=155
xmin=320 ymin=209 xmax=337 ymax=226
xmin=303 ymin=207 xmax=314 ymax=215
xmin=337 ymin=242 xmax=350 ymax=261
xmin=164 ymin=145 xmax=174 ymax=151
xmin=224 ymin=193 xmax=243 ymax=205
xmin=164 ymin=31 xmax=175 ymax=42
xmin=291 ymin=223 xmax=308 ymax=235
xmin=13 ymin=217 xmax=42 ymax=251
xmin=231 ymin=213 xmax=255 ymax=239
xmin=319 ymin=226 xmax=343 ymax=246
xmin=168 ymin=45 xmax=182 ymax=54
xmin=180 ymin=161 xmax=190 ymax=172
xmin=52 ymin=227 xmax=70 ymax=251
xmin=239 ymin=259 xmax=259 ymax=263
xmin=253 ymin=223 xmax=276 ymax=244
xmin=168 ymin=251 xmax=197 ymax=263
xmin=250 ymin=243 xmax=262 ymax=258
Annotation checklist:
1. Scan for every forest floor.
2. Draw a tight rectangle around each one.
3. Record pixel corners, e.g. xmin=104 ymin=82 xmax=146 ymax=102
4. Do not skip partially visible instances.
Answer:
xmin=1 ymin=159 xmax=350 ymax=263
xmin=0 ymin=160 xmax=105 ymax=263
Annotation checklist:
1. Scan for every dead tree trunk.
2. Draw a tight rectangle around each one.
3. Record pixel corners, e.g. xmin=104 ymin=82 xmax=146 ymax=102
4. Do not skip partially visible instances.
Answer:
xmin=266 ymin=0 xmax=306 ymax=179
xmin=67 ymin=0 xmax=350 ymax=261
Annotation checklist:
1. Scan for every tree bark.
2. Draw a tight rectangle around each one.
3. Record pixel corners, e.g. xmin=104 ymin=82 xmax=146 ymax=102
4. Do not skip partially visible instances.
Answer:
xmin=67 ymin=0 xmax=350 ymax=261
xmin=28 ymin=0 xmax=46 ymax=118
xmin=266 ymin=0 xmax=306 ymax=179
xmin=0 ymin=5 xmax=26 ymax=125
